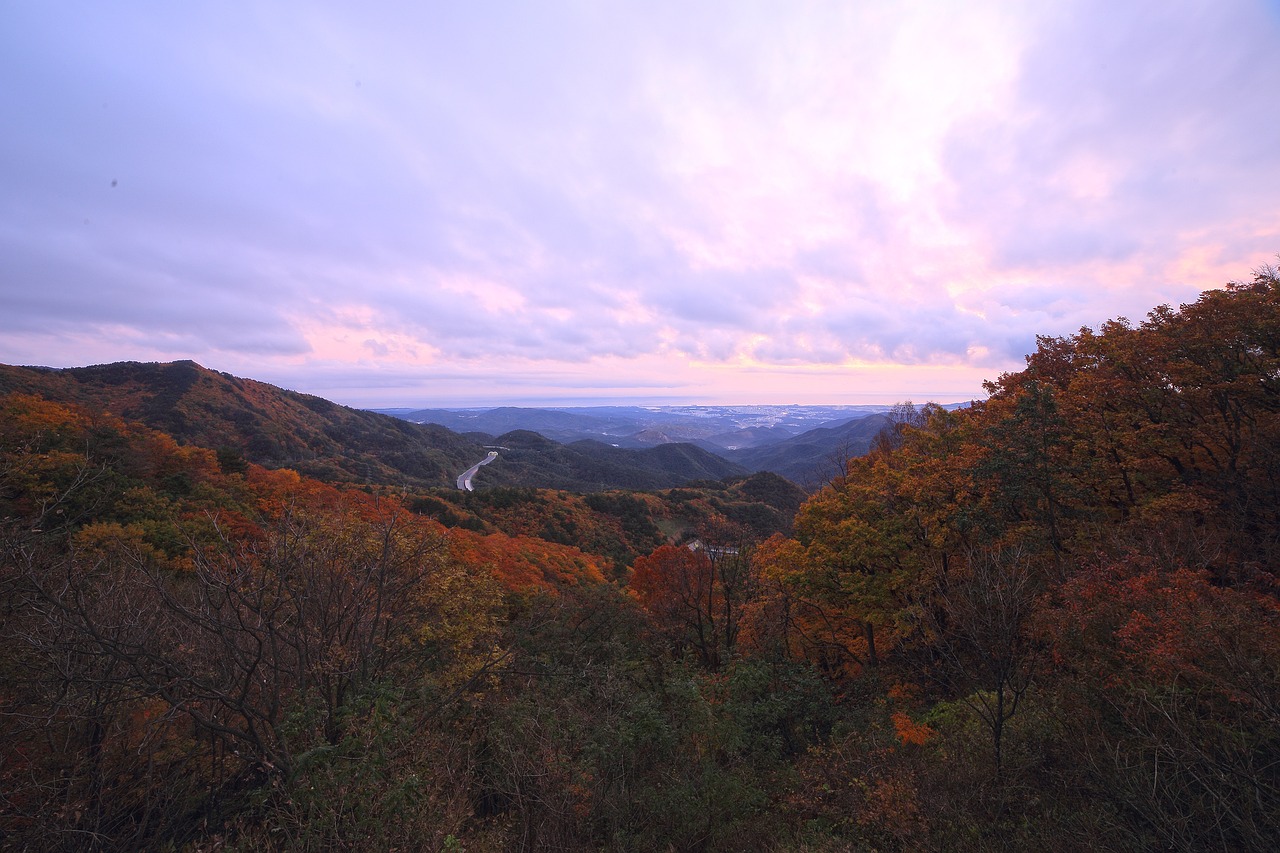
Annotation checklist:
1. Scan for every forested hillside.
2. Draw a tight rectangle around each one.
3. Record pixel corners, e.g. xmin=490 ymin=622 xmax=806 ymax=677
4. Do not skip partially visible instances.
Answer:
xmin=3 ymin=267 xmax=1279 ymax=851
xmin=459 ymin=429 xmax=749 ymax=491
xmin=722 ymin=411 xmax=894 ymax=486
xmin=742 ymin=267 xmax=1280 ymax=850
xmin=0 ymin=360 xmax=485 ymax=488
xmin=411 ymin=469 xmax=806 ymax=574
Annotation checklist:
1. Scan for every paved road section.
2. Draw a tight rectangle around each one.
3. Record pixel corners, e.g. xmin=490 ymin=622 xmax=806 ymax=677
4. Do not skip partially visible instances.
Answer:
xmin=457 ymin=451 xmax=499 ymax=491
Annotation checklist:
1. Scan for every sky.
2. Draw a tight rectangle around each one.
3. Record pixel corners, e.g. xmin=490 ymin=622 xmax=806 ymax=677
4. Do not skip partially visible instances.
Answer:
xmin=3 ymin=1 xmax=1280 ymax=408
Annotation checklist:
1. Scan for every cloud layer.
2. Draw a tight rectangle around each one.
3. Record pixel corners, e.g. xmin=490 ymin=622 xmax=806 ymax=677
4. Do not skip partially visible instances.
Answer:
xmin=3 ymin=1 xmax=1279 ymax=406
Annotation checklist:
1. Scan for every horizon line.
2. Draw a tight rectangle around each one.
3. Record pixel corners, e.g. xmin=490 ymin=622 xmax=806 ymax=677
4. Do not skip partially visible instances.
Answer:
xmin=361 ymin=397 xmax=982 ymax=411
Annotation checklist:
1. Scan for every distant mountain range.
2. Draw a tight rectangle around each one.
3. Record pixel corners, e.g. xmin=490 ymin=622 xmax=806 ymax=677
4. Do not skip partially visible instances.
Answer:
xmin=0 ymin=361 xmax=959 ymax=491
xmin=375 ymin=403 xmax=899 ymax=450
xmin=376 ymin=402 xmax=947 ymax=487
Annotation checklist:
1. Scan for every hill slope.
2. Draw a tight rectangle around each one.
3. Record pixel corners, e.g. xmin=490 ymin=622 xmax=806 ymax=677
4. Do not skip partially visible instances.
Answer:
xmin=0 ymin=360 xmax=489 ymax=488
xmin=724 ymin=412 xmax=894 ymax=487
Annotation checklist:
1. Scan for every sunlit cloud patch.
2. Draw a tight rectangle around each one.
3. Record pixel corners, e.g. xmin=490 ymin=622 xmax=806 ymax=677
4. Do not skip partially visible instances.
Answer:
xmin=1 ymin=1 xmax=1278 ymax=406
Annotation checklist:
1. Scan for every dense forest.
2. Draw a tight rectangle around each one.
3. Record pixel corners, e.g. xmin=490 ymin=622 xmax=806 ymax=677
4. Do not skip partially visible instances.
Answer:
xmin=3 ymin=267 xmax=1279 ymax=851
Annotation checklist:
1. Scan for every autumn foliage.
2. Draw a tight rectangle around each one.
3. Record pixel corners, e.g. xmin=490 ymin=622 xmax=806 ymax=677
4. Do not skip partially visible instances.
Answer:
xmin=3 ymin=265 xmax=1280 ymax=850
xmin=742 ymin=265 xmax=1280 ymax=849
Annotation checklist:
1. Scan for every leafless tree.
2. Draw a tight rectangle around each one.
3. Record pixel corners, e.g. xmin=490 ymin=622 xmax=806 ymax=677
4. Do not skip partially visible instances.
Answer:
xmin=933 ymin=545 xmax=1041 ymax=777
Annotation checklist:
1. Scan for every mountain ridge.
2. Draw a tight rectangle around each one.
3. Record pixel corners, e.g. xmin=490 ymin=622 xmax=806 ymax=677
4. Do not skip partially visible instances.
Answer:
xmin=0 ymin=361 xmax=751 ymax=492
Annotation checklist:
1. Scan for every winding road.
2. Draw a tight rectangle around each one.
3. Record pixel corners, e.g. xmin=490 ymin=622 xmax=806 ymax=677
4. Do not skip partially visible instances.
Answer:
xmin=456 ymin=451 xmax=499 ymax=491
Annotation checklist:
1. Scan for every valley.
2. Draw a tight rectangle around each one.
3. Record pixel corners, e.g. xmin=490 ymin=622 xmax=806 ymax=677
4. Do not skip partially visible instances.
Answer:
xmin=3 ymin=271 xmax=1279 ymax=851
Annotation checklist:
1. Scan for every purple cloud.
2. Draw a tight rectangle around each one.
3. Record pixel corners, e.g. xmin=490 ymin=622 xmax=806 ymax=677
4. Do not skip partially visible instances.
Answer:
xmin=2 ymin=1 xmax=1278 ymax=406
